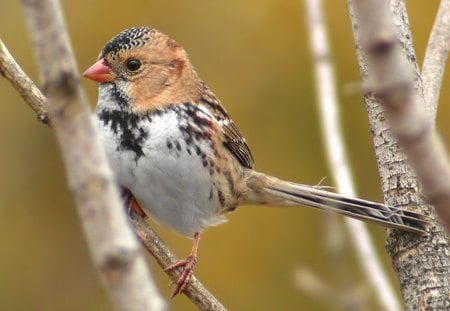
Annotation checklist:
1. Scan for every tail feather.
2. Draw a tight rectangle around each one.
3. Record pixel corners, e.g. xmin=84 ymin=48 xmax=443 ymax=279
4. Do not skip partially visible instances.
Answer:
xmin=245 ymin=172 xmax=429 ymax=234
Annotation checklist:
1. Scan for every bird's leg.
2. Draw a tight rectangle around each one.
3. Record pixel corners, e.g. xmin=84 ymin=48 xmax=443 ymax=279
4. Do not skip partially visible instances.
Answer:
xmin=165 ymin=232 xmax=200 ymax=297
xmin=121 ymin=187 xmax=147 ymax=218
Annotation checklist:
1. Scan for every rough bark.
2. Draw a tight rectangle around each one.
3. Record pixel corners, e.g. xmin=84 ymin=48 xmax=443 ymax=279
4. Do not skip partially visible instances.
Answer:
xmin=347 ymin=0 xmax=450 ymax=309
xmin=0 ymin=40 xmax=48 ymax=124
xmin=304 ymin=0 xmax=400 ymax=309
xmin=20 ymin=0 xmax=166 ymax=310
xmin=422 ymin=0 xmax=450 ymax=120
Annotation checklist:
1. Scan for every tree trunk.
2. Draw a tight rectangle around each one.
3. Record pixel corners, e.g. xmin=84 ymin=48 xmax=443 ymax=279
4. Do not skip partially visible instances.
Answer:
xmin=347 ymin=0 xmax=450 ymax=309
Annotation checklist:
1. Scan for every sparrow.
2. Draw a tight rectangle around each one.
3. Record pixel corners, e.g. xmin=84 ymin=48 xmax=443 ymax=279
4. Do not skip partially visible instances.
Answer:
xmin=83 ymin=26 xmax=428 ymax=297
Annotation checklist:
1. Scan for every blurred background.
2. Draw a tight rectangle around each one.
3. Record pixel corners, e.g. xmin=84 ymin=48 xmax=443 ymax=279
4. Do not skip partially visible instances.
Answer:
xmin=0 ymin=1 xmax=448 ymax=310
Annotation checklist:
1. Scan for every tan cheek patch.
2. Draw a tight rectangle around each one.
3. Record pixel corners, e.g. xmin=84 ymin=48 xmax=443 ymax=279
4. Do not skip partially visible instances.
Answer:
xmin=127 ymin=67 xmax=169 ymax=109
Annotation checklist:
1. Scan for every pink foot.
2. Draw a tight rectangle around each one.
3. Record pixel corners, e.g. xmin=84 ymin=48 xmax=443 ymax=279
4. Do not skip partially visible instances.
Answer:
xmin=165 ymin=254 xmax=197 ymax=297
xmin=164 ymin=232 xmax=200 ymax=297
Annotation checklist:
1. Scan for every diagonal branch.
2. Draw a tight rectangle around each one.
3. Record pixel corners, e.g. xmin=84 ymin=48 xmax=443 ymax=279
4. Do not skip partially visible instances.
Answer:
xmin=422 ymin=0 xmax=450 ymax=120
xmin=0 ymin=33 xmax=226 ymax=311
xmin=0 ymin=40 xmax=49 ymax=125
xmin=19 ymin=0 xmax=166 ymax=310
xmin=304 ymin=0 xmax=401 ymax=310
xmin=1 ymin=39 xmax=48 ymax=122
xmin=130 ymin=212 xmax=227 ymax=310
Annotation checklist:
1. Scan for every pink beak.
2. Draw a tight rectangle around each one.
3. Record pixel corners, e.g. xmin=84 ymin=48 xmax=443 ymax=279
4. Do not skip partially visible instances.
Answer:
xmin=83 ymin=58 xmax=115 ymax=82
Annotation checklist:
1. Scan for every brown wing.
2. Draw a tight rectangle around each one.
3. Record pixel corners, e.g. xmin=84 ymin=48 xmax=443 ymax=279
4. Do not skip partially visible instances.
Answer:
xmin=199 ymin=88 xmax=254 ymax=169
xmin=221 ymin=119 xmax=254 ymax=169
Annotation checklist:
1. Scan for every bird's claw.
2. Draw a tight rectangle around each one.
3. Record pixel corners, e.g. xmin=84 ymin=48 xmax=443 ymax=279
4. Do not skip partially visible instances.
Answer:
xmin=165 ymin=255 xmax=197 ymax=297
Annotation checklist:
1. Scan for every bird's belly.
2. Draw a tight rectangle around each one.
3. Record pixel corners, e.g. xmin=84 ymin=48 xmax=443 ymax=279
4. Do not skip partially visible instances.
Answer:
xmin=98 ymin=111 xmax=226 ymax=236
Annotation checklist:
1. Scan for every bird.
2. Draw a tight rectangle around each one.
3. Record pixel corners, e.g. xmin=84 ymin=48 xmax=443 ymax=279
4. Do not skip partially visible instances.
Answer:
xmin=83 ymin=26 xmax=428 ymax=297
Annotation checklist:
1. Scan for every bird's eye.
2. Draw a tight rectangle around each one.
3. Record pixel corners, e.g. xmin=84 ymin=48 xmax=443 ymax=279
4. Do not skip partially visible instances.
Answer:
xmin=126 ymin=58 xmax=141 ymax=71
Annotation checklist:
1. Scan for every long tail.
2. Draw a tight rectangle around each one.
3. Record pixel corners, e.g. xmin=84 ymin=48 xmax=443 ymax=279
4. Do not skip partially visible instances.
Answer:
xmin=245 ymin=171 xmax=429 ymax=234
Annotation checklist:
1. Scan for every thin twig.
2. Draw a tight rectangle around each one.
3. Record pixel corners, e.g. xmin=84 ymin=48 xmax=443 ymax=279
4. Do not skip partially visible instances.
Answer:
xmin=294 ymin=268 xmax=368 ymax=310
xmin=0 ymin=30 xmax=225 ymax=311
xmin=422 ymin=0 xmax=450 ymax=120
xmin=0 ymin=40 xmax=49 ymax=125
xmin=19 ymin=0 xmax=166 ymax=310
xmin=130 ymin=212 xmax=227 ymax=311
xmin=304 ymin=0 xmax=401 ymax=310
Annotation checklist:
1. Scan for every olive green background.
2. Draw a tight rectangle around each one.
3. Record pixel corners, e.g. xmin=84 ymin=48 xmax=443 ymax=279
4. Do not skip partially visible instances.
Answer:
xmin=0 ymin=1 xmax=448 ymax=310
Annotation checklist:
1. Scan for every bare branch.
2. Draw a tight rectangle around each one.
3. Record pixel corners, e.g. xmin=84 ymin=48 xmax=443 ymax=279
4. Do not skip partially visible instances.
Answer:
xmin=0 ymin=26 xmax=225 ymax=311
xmin=347 ymin=0 xmax=450 ymax=309
xmin=304 ymin=1 xmax=401 ymax=310
xmin=422 ymin=0 xmax=450 ymax=120
xmin=130 ymin=212 xmax=227 ymax=311
xmin=305 ymin=0 xmax=400 ymax=310
xmin=294 ymin=268 xmax=339 ymax=305
xmin=0 ymin=40 xmax=49 ymax=124
xmin=19 ymin=0 xmax=165 ymax=310
xmin=349 ymin=0 xmax=450 ymax=233
xmin=294 ymin=268 xmax=368 ymax=310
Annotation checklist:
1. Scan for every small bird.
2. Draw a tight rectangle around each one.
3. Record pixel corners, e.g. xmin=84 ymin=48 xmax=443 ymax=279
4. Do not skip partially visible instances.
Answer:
xmin=84 ymin=26 xmax=428 ymax=296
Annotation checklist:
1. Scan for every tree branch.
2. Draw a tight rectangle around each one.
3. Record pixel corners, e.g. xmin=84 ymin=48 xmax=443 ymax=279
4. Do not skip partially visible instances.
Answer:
xmin=0 ymin=40 xmax=49 ymax=125
xmin=130 ymin=212 xmax=227 ymax=311
xmin=304 ymin=0 xmax=401 ymax=310
xmin=19 ymin=0 xmax=166 ymax=310
xmin=349 ymin=0 xmax=450 ymax=232
xmin=422 ymin=0 xmax=450 ymax=120
xmin=347 ymin=0 xmax=450 ymax=309
xmin=0 ymin=24 xmax=226 ymax=311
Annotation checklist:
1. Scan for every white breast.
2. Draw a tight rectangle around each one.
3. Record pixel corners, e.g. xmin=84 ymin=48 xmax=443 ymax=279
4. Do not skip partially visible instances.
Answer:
xmin=96 ymin=108 xmax=226 ymax=236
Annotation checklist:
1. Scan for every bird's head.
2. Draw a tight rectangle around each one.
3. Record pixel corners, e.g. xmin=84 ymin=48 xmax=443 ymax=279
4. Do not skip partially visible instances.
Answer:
xmin=84 ymin=26 xmax=202 ymax=112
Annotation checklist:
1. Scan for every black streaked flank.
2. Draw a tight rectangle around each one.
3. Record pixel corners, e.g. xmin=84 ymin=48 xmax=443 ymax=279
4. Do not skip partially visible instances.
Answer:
xmin=176 ymin=141 xmax=182 ymax=151
xmin=195 ymin=146 xmax=201 ymax=155
xmin=166 ymin=139 xmax=173 ymax=149
xmin=179 ymin=103 xmax=214 ymax=142
xmin=218 ymin=190 xmax=225 ymax=207
xmin=209 ymin=188 xmax=213 ymax=200
xmin=98 ymin=109 xmax=148 ymax=160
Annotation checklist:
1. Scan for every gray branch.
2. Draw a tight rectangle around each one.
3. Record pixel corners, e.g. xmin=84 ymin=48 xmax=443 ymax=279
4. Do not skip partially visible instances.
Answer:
xmin=19 ymin=0 xmax=165 ymax=310
xmin=347 ymin=0 xmax=450 ymax=309
xmin=422 ymin=0 xmax=450 ymax=120
xmin=0 ymin=40 xmax=48 ymax=124
xmin=304 ymin=0 xmax=400 ymax=309
xmin=130 ymin=212 xmax=227 ymax=311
